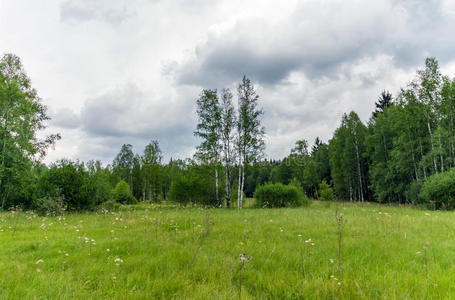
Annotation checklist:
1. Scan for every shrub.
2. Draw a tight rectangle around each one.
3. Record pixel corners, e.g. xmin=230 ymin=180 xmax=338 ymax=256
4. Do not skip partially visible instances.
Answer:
xmin=405 ymin=180 xmax=423 ymax=205
xmin=289 ymin=177 xmax=303 ymax=191
xmin=254 ymin=182 xmax=310 ymax=208
xmin=419 ymin=168 xmax=455 ymax=209
xmin=112 ymin=180 xmax=137 ymax=204
xmin=34 ymin=197 xmax=66 ymax=216
xmin=168 ymin=165 xmax=223 ymax=207
xmin=318 ymin=180 xmax=334 ymax=201
xmin=99 ymin=199 xmax=121 ymax=211
xmin=37 ymin=160 xmax=97 ymax=211
xmin=230 ymin=190 xmax=247 ymax=208
xmin=168 ymin=175 xmax=192 ymax=206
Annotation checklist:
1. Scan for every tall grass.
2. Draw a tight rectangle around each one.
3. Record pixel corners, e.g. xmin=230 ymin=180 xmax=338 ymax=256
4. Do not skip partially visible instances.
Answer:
xmin=0 ymin=201 xmax=454 ymax=298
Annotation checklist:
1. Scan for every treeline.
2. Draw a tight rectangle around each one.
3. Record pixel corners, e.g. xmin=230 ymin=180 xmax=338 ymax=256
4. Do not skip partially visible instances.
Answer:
xmin=2 ymin=52 xmax=455 ymax=211
xmin=336 ymin=57 xmax=455 ymax=208
xmin=186 ymin=57 xmax=455 ymax=208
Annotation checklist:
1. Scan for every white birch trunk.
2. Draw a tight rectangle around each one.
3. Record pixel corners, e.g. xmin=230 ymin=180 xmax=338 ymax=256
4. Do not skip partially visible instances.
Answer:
xmin=215 ymin=164 xmax=219 ymax=205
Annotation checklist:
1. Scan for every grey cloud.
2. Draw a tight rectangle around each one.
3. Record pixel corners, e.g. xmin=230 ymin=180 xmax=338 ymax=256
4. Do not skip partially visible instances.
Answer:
xmin=60 ymin=0 xmax=135 ymax=24
xmin=175 ymin=0 xmax=455 ymax=87
xmin=257 ymin=54 xmax=409 ymax=159
xmin=78 ymin=84 xmax=197 ymax=162
xmin=50 ymin=108 xmax=81 ymax=129
xmin=10 ymin=0 xmax=454 ymax=164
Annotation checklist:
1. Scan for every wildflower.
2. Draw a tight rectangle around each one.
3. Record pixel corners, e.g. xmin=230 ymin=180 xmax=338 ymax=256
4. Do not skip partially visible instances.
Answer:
xmin=239 ymin=253 xmax=246 ymax=261
xmin=106 ymin=249 xmax=110 ymax=252
xmin=298 ymin=234 xmax=302 ymax=237
xmin=36 ymin=268 xmax=41 ymax=273
xmin=425 ymin=213 xmax=430 ymax=216
xmin=36 ymin=259 xmax=44 ymax=264
xmin=416 ymin=251 xmax=422 ymax=255
xmin=305 ymin=238 xmax=312 ymax=243
xmin=329 ymin=259 xmax=334 ymax=264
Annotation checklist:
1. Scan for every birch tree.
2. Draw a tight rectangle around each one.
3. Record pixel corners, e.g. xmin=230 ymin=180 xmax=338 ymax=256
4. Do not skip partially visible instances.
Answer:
xmin=194 ymin=89 xmax=222 ymax=205
xmin=440 ymin=77 xmax=455 ymax=168
xmin=141 ymin=140 xmax=162 ymax=202
xmin=220 ymin=89 xmax=236 ymax=208
xmin=236 ymin=76 xmax=265 ymax=209
xmin=113 ymin=144 xmax=134 ymax=190
xmin=0 ymin=53 xmax=60 ymax=208
xmin=329 ymin=112 xmax=368 ymax=202
xmin=413 ymin=57 xmax=442 ymax=174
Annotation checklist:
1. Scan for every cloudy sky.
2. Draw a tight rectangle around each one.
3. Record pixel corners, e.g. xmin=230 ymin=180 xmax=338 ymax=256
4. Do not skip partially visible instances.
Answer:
xmin=1 ymin=0 xmax=455 ymax=164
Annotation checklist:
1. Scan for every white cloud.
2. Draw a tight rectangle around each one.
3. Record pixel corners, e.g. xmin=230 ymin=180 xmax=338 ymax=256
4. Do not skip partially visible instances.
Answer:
xmin=1 ymin=0 xmax=455 ymax=164
xmin=60 ymin=0 xmax=136 ymax=24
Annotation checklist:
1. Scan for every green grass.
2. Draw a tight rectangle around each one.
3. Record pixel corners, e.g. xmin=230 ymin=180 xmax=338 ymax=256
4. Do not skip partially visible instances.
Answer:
xmin=0 ymin=201 xmax=454 ymax=299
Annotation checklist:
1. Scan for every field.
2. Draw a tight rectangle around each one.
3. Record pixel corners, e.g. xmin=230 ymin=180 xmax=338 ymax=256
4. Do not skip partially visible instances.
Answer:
xmin=1 ymin=201 xmax=455 ymax=299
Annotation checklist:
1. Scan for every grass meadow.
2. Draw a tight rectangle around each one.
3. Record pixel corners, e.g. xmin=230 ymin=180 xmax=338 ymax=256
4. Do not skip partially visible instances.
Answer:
xmin=1 ymin=200 xmax=455 ymax=299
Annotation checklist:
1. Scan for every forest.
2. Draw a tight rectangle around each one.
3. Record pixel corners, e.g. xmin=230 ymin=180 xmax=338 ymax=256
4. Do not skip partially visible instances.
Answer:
xmin=1 ymin=53 xmax=455 ymax=212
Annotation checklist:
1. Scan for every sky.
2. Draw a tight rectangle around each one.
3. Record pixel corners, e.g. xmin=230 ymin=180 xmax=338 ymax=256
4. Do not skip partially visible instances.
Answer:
xmin=1 ymin=0 xmax=455 ymax=165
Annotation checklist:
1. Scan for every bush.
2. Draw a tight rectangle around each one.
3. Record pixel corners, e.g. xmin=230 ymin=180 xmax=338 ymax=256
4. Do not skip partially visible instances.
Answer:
xmin=419 ymin=168 xmax=455 ymax=209
xmin=405 ymin=180 xmax=423 ymax=205
xmin=289 ymin=177 xmax=303 ymax=191
xmin=112 ymin=180 xmax=137 ymax=204
xmin=99 ymin=199 xmax=121 ymax=211
xmin=318 ymin=180 xmax=334 ymax=201
xmin=254 ymin=182 xmax=310 ymax=208
xmin=168 ymin=165 xmax=223 ymax=207
xmin=34 ymin=197 xmax=66 ymax=216
xmin=37 ymin=160 xmax=97 ymax=211
xmin=168 ymin=175 xmax=192 ymax=206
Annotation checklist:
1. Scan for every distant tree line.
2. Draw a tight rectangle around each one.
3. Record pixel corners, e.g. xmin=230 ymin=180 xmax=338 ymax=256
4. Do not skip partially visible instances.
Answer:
xmin=180 ymin=57 xmax=455 ymax=209
xmin=2 ymin=52 xmax=455 ymax=211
